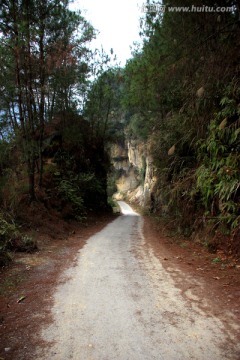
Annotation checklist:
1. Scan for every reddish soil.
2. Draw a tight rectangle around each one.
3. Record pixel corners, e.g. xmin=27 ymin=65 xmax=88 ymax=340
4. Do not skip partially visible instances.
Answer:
xmin=0 ymin=212 xmax=116 ymax=360
xmin=0 ymin=212 xmax=239 ymax=360
xmin=143 ymin=216 xmax=240 ymax=341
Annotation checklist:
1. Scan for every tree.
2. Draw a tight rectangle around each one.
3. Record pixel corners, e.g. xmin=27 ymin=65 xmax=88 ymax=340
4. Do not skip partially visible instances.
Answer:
xmin=84 ymin=65 xmax=125 ymax=142
xmin=119 ymin=0 xmax=240 ymax=235
xmin=0 ymin=0 xmax=94 ymax=200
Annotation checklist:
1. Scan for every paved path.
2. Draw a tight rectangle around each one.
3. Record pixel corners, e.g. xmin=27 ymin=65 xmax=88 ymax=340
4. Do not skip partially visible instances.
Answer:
xmin=36 ymin=201 xmax=238 ymax=360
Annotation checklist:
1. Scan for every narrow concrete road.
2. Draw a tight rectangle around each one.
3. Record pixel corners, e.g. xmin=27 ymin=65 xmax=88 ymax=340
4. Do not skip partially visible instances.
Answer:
xmin=36 ymin=201 xmax=239 ymax=360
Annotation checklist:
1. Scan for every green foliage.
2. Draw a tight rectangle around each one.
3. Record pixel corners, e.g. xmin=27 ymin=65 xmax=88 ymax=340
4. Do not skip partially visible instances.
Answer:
xmin=139 ymin=160 xmax=147 ymax=186
xmin=0 ymin=213 xmax=20 ymax=248
xmin=212 ymin=257 xmax=221 ymax=264
xmin=127 ymin=114 xmax=151 ymax=140
xmin=0 ymin=140 xmax=12 ymax=171
xmin=107 ymin=198 xmax=120 ymax=214
xmin=0 ymin=212 xmax=37 ymax=265
xmin=58 ymin=179 xmax=85 ymax=215
xmin=0 ymin=0 xmax=95 ymax=200
xmin=84 ymin=67 xmax=125 ymax=142
xmin=109 ymin=0 xmax=240 ymax=247
xmin=17 ymin=235 xmax=37 ymax=253
xmin=196 ymin=86 xmax=240 ymax=230
xmin=107 ymin=171 xmax=119 ymax=197
xmin=56 ymin=169 xmax=107 ymax=218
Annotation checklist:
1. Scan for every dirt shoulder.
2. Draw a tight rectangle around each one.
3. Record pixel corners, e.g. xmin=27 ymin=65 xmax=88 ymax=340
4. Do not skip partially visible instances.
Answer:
xmin=0 ymin=212 xmax=239 ymax=360
xmin=143 ymin=215 xmax=240 ymax=341
xmin=0 ymin=213 xmax=116 ymax=360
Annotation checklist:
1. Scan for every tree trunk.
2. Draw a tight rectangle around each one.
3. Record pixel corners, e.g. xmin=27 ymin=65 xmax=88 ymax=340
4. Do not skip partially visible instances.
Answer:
xmin=28 ymin=157 xmax=36 ymax=201
xmin=38 ymin=14 xmax=46 ymax=187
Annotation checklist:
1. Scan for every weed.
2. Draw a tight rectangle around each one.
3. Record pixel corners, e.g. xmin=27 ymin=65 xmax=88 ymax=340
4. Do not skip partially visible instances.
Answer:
xmin=212 ymin=257 xmax=221 ymax=264
xmin=180 ymin=242 xmax=188 ymax=248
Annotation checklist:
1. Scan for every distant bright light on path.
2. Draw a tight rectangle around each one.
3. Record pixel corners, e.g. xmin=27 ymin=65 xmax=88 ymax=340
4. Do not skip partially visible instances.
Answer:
xmin=69 ymin=0 xmax=143 ymax=65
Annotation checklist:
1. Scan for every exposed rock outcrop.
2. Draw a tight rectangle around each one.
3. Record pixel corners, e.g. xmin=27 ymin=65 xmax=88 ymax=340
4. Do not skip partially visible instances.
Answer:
xmin=111 ymin=140 xmax=157 ymax=210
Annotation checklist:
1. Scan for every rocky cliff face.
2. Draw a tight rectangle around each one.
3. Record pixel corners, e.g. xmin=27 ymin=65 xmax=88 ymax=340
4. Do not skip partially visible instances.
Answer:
xmin=111 ymin=140 xmax=157 ymax=209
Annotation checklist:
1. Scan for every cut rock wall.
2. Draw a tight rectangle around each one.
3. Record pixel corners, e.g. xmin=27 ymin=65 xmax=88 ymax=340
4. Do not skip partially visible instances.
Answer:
xmin=111 ymin=140 xmax=157 ymax=209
